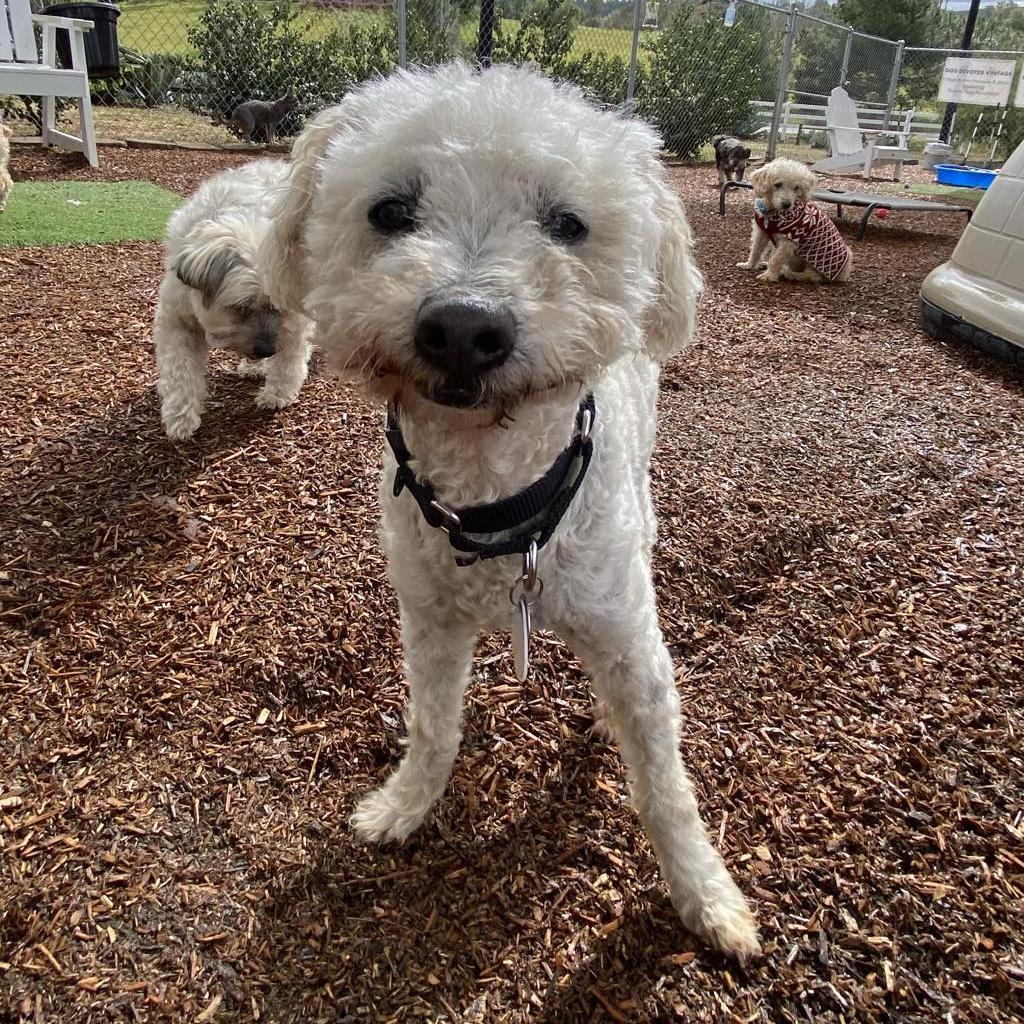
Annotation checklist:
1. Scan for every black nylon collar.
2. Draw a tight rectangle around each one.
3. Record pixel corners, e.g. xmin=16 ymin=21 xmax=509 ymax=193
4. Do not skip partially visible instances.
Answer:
xmin=385 ymin=394 xmax=596 ymax=565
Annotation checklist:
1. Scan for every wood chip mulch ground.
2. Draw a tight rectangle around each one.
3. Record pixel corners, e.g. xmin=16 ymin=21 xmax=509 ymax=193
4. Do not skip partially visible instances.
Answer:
xmin=1 ymin=147 xmax=1022 ymax=1024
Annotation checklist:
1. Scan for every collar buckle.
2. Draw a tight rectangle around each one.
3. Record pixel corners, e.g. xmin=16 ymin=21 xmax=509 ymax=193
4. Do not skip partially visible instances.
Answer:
xmin=429 ymin=500 xmax=462 ymax=536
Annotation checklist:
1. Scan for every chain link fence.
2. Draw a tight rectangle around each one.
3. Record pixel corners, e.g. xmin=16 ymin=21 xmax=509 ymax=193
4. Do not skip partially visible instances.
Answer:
xmin=2 ymin=0 xmax=1021 ymax=168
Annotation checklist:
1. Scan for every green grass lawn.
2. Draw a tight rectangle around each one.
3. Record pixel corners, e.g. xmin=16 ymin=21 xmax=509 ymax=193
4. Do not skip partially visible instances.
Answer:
xmin=0 ymin=181 xmax=181 ymax=247
xmin=117 ymin=0 xmax=636 ymax=60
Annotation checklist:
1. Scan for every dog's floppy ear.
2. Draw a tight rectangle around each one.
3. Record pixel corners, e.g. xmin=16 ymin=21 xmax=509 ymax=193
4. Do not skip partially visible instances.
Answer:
xmin=747 ymin=164 xmax=772 ymax=196
xmin=261 ymin=101 xmax=358 ymax=314
xmin=172 ymin=242 xmax=245 ymax=301
xmin=643 ymin=174 xmax=704 ymax=361
xmin=740 ymin=147 xmax=751 ymax=160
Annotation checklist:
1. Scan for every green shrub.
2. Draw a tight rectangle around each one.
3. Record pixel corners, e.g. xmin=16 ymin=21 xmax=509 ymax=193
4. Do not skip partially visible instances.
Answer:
xmin=186 ymin=0 xmax=400 ymax=134
xmin=91 ymin=49 xmax=192 ymax=108
xmin=635 ymin=5 xmax=764 ymax=158
xmin=492 ymin=0 xmax=629 ymax=105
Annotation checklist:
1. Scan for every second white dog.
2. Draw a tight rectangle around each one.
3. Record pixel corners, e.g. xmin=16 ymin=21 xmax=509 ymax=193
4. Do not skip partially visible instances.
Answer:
xmin=154 ymin=159 xmax=313 ymax=440
xmin=265 ymin=65 xmax=760 ymax=961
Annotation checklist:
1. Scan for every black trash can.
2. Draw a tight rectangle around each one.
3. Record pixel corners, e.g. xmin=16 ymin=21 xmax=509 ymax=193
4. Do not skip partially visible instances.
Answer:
xmin=42 ymin=2 xmax=121 ymax=80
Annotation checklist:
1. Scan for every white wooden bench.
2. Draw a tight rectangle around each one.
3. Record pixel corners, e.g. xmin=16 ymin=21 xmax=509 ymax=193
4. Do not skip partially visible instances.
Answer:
xmin=749 ymin=97 xmax=942 ymax=149
xmin=1 ymin=0 xmax=98 ymax=166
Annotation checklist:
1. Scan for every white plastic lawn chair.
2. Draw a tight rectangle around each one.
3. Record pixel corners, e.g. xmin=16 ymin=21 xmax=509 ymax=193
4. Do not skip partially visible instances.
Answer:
xmin=812 ymin=87 xmax=911 ymax=182
xmin=1 ymin=0 xmax=98 ymax=167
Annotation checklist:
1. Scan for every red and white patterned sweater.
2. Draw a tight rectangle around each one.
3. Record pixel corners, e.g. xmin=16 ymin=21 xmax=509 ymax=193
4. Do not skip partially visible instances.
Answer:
xmin=754 ymin=200 xmax=850 ymax=282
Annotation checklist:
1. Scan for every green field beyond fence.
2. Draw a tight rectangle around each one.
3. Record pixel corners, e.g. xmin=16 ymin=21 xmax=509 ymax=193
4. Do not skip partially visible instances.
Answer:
xmin=118 ymin=0 xmax=381 ymax=54
xmin=117 ymin=0 xmax=635 ymax=62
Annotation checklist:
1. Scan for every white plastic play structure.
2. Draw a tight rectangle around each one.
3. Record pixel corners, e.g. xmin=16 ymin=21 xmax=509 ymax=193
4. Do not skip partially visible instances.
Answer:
xmin=920 ymin=138 xmax=1024 ymax=360
xmin=813 ymin=87 xmax=914 ymax=181
xmin=0 ymin=0 xmax=98 ymax=167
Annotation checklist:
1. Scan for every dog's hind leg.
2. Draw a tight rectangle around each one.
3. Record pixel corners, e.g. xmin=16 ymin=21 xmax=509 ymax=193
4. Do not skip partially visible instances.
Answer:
xmin=779 ymin=266 xmax=822 ymax=283
xmin=256 ymin=320 xmax=313 ymax=410
xmin=352 ymin=606 xmax=477 ymax=843
xmin=568 ymin=599 xmax=760 ymax=962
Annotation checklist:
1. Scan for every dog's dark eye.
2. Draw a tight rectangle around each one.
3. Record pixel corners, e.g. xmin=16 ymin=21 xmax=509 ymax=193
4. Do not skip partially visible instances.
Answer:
xmin=369 ymin=197 xmax=417 ymax=235
xmin=774 ymin=182 xmax=783 ymax=190
xmin=548 ymin=211 xmax=588 ymax=245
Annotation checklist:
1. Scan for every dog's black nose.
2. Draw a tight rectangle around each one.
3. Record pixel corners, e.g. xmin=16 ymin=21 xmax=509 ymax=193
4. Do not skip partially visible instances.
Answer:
xmin=414 ymin=296 xmax=516 ymax=377
xmin=252 ymin=337 xmax=277 ymax=359
xmin=781 ymin=200 xmax=792 ymax=210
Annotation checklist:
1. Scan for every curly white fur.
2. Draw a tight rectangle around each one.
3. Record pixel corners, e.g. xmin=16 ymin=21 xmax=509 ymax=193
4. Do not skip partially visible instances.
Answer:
xmin=738 ymin=158 xmax=853 ymax=284
xmin=267 ymin=64 xmax=760 ymax=961
xmin=0 ymin=123 xmax=13 ymax=213
xmin=153 ymin=159 xmax=313 ymax=440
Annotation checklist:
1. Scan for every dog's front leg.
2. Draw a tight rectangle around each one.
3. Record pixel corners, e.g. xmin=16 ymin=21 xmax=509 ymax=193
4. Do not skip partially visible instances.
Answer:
xmin=154 ymin=286 xmax=208 ymax=441
xmin=255 ymin=319 xmax=313 ymax=411
xmin=757 ymin=238 xmax=792 ymax=282
xmin=572 ymin=616 xmax=760 ymax=962
xmin=736 ymin=222 xmax=768 ymax=270
xmin=351 ymin=606 xmax=477 ymax=843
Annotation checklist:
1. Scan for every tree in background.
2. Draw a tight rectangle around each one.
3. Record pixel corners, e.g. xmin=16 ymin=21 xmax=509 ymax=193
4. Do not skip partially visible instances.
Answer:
xmin=492 ymin=0 xmax=631 ymax=105
xmin=834 ymin=0 xmax=957 ymax=48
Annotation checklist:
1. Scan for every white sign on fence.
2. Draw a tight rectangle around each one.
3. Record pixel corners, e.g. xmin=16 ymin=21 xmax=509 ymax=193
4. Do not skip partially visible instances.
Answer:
xmin=1017 ymin=67 xmax=1024 ymax=107
xmin=938 ymin=57 xmax=1018 ymax=106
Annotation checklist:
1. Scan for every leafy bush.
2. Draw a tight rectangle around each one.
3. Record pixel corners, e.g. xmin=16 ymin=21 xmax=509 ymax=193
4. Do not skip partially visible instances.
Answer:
xmin=91 ymin=50 xmax=191 ymax=108
xmin=185 ymin=0 xmax=472 ymax=133
xmin=492 ymin=0 xmax=629 ymax=105
xmin=636 ymin=5 xmax=764 ymax=158
xmin=186 ymin=0 xmax=401 ymax=134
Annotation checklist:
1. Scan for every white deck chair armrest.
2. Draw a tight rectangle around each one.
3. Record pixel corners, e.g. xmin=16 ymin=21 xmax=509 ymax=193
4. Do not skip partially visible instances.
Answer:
xmin=830 ymin=124 xmax=903 ymax=137
xmin=33 ymin=14 xmax=95 ymax=30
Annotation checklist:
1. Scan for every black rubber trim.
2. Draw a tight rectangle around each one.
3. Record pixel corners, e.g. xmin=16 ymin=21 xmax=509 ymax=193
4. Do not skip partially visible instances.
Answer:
xmin=920 ymin=295 xmax=1024 ymax=366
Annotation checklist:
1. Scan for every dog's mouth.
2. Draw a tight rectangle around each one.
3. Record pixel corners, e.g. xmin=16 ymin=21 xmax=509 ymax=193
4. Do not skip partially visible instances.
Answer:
xmin=426 ymin=382 xmax=484 ymax=408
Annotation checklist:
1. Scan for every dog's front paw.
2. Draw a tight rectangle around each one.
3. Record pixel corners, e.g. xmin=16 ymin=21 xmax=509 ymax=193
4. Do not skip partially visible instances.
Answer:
xmin=590 ymin=699 xmax=616 ymax=742
xmin=678 ymin=878 xmax=761 ymax=964
xmin=735 ymin=261 xmax=755 ymax=270
xmin=351 ymin=786 xmax=431 ymax=844
xmin=755 ymin=271 xmax=778 ymax=283
xmin=162 ymin=409 xmax=201 ymax=441
xmin=235 ymin=358 xmax=266 ymax=379
xmin=254 ymin=385 xmax=297 ymax=411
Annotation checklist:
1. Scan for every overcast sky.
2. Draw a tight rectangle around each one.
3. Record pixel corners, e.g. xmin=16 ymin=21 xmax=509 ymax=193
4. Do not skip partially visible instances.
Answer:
xmin=940 ymin=1 xmax=1024 ymax=8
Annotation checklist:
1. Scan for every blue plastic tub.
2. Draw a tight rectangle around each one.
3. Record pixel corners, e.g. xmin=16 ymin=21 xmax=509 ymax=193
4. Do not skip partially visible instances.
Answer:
xmin=934 ymin=164 xmax=997 ymax=189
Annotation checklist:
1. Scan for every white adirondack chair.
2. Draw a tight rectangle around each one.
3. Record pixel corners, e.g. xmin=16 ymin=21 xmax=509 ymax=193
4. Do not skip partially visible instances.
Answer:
xmin=1 ymin=0 xmax=98 ymax=167
xmin=812 ymin=87 xmax=911 ymax=182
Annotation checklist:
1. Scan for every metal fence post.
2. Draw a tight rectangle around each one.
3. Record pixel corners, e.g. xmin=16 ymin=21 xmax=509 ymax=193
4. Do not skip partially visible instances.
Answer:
xmin=839 ymin=26 xmax=853 ymax=88
xmin=624 ymin=0 xmax=643 ymax=113
xmin=767 ymin=4 xmax=798 ymax=161
xmin=883 ymin=39 xmax=904 ymax=129
xmin=477 ymin=0 xmax=495 ymax=68
xmin=397 ymin=0 xmax=406 ymax=69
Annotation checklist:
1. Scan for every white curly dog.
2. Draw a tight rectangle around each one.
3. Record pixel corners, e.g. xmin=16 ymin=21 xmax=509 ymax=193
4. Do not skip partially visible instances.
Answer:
xmin=153 ymin=160 xmax=313 ymax=440
xmin=265 ymin=64 xmax=760 ymax=961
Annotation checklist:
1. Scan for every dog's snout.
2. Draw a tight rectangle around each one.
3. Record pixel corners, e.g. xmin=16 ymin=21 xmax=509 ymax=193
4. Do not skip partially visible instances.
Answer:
xmin=414 ymin=296 xmax=516 ymax=376
xmin=252 ymin=337 xmax=277 ymax=359
xmin=780 ymin=200 xmax=792 ymax=210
